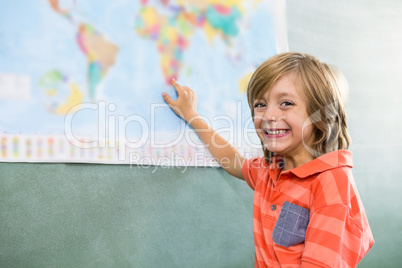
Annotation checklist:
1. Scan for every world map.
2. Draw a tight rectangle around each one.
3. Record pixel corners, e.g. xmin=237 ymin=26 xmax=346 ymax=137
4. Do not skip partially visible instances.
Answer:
xmin=0 ymin=0 xmax=283 ymax=162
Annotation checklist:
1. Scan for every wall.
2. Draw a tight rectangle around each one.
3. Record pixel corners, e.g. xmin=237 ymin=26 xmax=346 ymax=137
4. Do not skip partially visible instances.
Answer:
xmin=0 ymin=163 xmax=255 ymax=267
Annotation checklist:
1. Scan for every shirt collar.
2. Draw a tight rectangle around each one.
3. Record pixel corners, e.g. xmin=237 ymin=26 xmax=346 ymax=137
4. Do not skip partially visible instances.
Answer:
xmin=285 ymin=150 xmax=353 ymax=178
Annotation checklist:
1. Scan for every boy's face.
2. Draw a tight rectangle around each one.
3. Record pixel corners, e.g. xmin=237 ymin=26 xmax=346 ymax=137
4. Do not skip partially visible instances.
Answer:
xmin=253 ymin=73 xmax=314 ymax=165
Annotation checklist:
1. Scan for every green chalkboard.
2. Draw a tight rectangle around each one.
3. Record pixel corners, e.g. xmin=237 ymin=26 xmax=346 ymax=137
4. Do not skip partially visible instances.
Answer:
xmin=0 ymin=163 xmax=255 ymax=267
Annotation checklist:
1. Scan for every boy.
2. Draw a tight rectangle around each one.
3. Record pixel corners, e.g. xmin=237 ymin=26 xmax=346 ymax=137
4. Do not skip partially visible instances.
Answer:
xmin=162 ymin=52 xmax=374 ymax=267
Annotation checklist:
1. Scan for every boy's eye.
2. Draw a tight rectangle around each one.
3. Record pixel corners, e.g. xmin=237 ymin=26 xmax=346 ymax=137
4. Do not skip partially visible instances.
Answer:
xmin=280 ymin=101 xmax=293 ymax=107
xmin=254 ymin=102 xmax=266 ymax=108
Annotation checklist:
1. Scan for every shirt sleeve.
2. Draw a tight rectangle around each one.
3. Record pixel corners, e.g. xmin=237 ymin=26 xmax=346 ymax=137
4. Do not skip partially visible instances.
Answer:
xmin=241 ymin=157 xmax=266 ymax=191
xmin=301 ymin=168 xmax=374 ymax=267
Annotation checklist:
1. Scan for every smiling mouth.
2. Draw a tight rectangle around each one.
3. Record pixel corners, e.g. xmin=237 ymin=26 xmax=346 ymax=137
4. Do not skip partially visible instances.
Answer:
xmin=263 ymin=129 xmax=289 ymax=136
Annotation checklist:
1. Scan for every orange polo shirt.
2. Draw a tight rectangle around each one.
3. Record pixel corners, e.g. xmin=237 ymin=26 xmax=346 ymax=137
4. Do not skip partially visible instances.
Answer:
xmin=242 ymin=150 xmax=374 ymax=268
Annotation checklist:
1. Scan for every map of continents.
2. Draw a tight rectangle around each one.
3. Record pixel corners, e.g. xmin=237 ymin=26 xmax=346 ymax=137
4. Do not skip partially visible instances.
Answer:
xmin=135 ymin=0 xmax=249 ymax=85
xmin=43 ymin=0 xmax=261 ymax=116
xmin=43 ymin=0 xmax=118 ymax=114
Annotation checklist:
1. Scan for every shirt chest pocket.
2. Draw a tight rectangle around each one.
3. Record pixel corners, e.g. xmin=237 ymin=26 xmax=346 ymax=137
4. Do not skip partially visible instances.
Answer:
xmin=272 ymin=201 xmax=310 ymax=248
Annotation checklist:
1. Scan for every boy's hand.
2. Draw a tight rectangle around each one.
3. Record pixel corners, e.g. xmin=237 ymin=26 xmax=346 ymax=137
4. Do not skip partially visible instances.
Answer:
xmin=162 ymin=79 xmax=199 ymax=123
xmin=162 ymin=79 xmax=244 ymax=179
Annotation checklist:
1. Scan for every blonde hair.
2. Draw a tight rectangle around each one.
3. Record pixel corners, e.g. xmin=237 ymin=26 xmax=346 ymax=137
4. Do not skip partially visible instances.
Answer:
xmin=247 ymin=52 xmax=351 ymax=162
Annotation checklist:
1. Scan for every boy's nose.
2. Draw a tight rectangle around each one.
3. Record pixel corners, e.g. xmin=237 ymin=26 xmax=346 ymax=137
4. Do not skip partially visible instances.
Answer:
xmin=268 ymin=115 xmax=277 ymax=122
xmin=263 ymin=107 xmax=279 ymax=123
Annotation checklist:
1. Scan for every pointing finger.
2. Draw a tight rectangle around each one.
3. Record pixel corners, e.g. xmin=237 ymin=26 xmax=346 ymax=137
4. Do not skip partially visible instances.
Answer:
xmin=171 ymin=79 xmax=185 ymax=95
xmin=162 ymin=92 xmax=174 ymax=105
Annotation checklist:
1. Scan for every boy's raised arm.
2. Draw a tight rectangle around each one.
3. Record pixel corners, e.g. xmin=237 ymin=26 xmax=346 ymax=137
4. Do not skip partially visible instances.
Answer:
xmin=162 ymin=79 xmax=245 ymax=180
